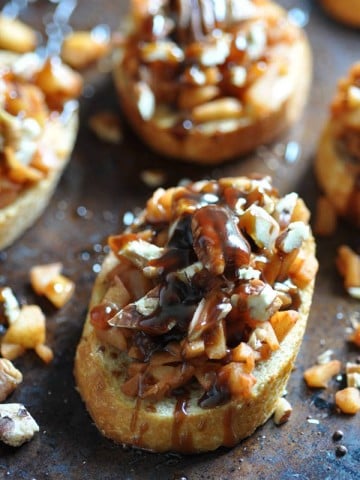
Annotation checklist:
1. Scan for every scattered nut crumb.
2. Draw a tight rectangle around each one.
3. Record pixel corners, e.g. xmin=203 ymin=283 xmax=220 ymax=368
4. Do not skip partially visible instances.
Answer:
xmin=0 ymin=287 xmax=21 ymax=325
xmin=0 ymin=15 xmax=37 ymax=53
xmin=335 ymin=387 xmax=360 ymax=414
xmin=1 ymin=304 xmax=53 ymax=364
xmin=34 ymin=343 xmax=54 ymax=364
xmin=0 ymin=359 xmax=23 ymax=402
xmin=30 ymin=262 xmax=75 ymax=308
xmin=303 ymin=360 xmax=342 ymax=388
xmin=336 ymin=245 xmax=360 ymax=299
xmin=3 ymin=305 xmax=45 ymax=349
xmin=0 ymin=404 xmax=39 ymax=447
xmin=0 ymin=343 xmax=25 ymax=362
xmin=273 ymin=397 xmax=292 ymax=425
xmin=61 ymin=30 xmax=110 ymax=70
xmin=346 ymin=362 xmax=360 ymax=388
xmin=140 ymin=169 xmax=167 ymax=188
xmin=306 ymin=418 xmax=320 ymax=425
xmin=88 ymin=111 xmax=123 ymax=144
xmin=30 ymin=262 xmax=62 ymax=295
xmin=317 ymin=349 xmax=334 ymax=365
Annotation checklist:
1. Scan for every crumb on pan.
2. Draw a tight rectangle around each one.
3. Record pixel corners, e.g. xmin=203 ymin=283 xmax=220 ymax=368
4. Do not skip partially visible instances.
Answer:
xmin=61 ymin=29 xmax=110 ymax=70
xmin=273 ymin=397 xmax=292 ymax=425
xmin=336 ymin=245 xmax=360 ymax=300
xmin=0 ymin=287 xmax=53 ymax=363
xmin=140 ymin=169 xmax=167 ymax=188
xmin=30 ymin=262 xmax=75 ymax=308
xmin=0 ymin=358 xmax=23 ymax=402
xmin=346 ymin=362 xmax=360 ymax=388
xmin=303 ymin=360 xmax=341 ymax=388
xmin=0 ymin=15 xmax=37 ymax=53
xmin=0 ymin=403 xmax=39 ymax=447
xmin=317 ymin=349 xmax=334 ymax=365
xmin=88 ymin=111 xmax=123 ymax=144
xmin=335 ymin=387 xmax=360 ymax=415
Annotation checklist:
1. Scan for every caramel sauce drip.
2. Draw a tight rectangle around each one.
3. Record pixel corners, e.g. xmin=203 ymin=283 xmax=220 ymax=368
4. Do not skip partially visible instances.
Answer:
xmin=130 ymin=396 xmax=150 ymax=447
xmin=192 ymin=205 xmax=251 ymax=278
xmin=222 ymin=405 xmax=237 ymax=447
xmin=172 ymin=394 xmax=194 ymax=452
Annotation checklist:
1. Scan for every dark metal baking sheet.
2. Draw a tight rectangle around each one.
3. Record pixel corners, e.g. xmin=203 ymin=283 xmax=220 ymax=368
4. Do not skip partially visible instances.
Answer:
xmin=0 ymin=1 xmax=359 ymax=478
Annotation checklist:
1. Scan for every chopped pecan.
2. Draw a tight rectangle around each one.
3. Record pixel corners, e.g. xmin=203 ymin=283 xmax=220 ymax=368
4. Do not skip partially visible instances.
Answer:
xmin=0 ymin=404 xmax=39 ymax=447
xmin=192 ymin=204 xmax=250 ymax=277
xmin=0 ymin=359 xmax=23 ymax=402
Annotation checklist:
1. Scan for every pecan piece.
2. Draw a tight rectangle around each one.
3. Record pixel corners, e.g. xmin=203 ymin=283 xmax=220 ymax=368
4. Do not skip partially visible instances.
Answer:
xmin=0 ymin=359 xmax=23 ymax=402
xmin=191 ymin=205 xmax=250 ymax=277
xmin=0 ymin=404 xmax=39 ymax=447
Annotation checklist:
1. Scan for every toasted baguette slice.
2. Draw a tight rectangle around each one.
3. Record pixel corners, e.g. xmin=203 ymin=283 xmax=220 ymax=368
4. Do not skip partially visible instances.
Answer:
xmin=320 ymin=0 xmax=360 ymax=27
xmin=75 ymin=176 xmax=317 ymax=453
xmin=113 ymin=1 xmax=312 ymax=164
xmin=315 ymin=63 xmax=360 ymax=228
xmin=0 ymin=51 xmax=81 ymax=249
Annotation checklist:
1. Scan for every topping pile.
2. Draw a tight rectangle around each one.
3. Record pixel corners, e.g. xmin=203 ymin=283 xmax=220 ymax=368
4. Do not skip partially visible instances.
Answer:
xmin=0 ymin=53 xmax=82 ymax=208
xmin=118 ymin=0 xmax=300 ymax=134
xmin=331 ymin=62 xmax=360 ymax=165
xmin=90 ymin=176 xmax=318 ymax=408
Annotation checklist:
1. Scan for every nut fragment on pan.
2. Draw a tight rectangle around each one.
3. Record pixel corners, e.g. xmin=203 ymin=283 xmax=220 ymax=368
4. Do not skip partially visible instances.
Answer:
xmin=0 ymin=286 xmax=54 ymax=363
xmin=113 ymin=0 xmax=312 ymax=164
xmin=0 ymin=403 xmax=39 ymax=447
xmin=0 ymin=358 xmax=23 ymax=402
xmin=61 ymin=30 xmax=110 ymax=70
xmin=88 ymin=111 xmax=123 ymax=144
xmin=315 ymin=63 xmax=360 ymax=228
xmin=30 ymin=262 xmax=75 ymax=308
xmin=75 ymin=175 xmax=318 ymax=453
xmin=273 ymin=397 xmax=292 ymax=425
xmin=0 ymin=15 xmax=37 ymax=53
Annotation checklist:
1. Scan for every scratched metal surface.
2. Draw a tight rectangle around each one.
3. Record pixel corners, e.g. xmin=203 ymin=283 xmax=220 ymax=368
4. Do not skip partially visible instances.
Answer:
xmin=0 ymin=0 xmax=359 ymax=479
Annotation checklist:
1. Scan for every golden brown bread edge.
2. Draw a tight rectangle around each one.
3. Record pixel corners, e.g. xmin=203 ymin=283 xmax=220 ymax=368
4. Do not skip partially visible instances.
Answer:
xmin=315 ymin=121 xmax=355 ymax=218
xmin=0 ymin=52 xmax=79 ymax=250
xmin=113 ymin=31 xmax=312 ymax=165
xmin=74 ymin=235 xmax=316 ymax=454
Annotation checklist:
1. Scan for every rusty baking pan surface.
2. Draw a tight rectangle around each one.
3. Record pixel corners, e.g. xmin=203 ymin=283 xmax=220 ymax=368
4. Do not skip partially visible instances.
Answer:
xmin=0 ymin=0 xmax=359 ymax=478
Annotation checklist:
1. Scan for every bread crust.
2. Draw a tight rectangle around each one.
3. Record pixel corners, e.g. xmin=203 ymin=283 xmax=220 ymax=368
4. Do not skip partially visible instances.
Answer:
xmin=315 ymin=59 xmax=360 ymax=227
xmin=75 ymin=238 xmax=316 ymax=453
xmin=320 ymin=0 xmax=360 ymax=27
xmin=315 ymin=122 xmax=356 ymax=217
xmin=113 ymin=7 xmax=312 ymax=164
xmin=0 ymin=52 xmax=79 ymax=249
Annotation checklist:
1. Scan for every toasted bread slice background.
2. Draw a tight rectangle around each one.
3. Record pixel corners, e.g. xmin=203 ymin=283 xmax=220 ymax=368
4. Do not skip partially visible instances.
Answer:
xmin=113 ymin=9 xmax=312 ymax=164
xmin=0 ymin=51 xmax=79 ymax=250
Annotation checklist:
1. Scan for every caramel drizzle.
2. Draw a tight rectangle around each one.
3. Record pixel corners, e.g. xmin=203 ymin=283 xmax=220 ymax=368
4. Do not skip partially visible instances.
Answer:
xmin=172 ymin=394 xmax=194 ymax=452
